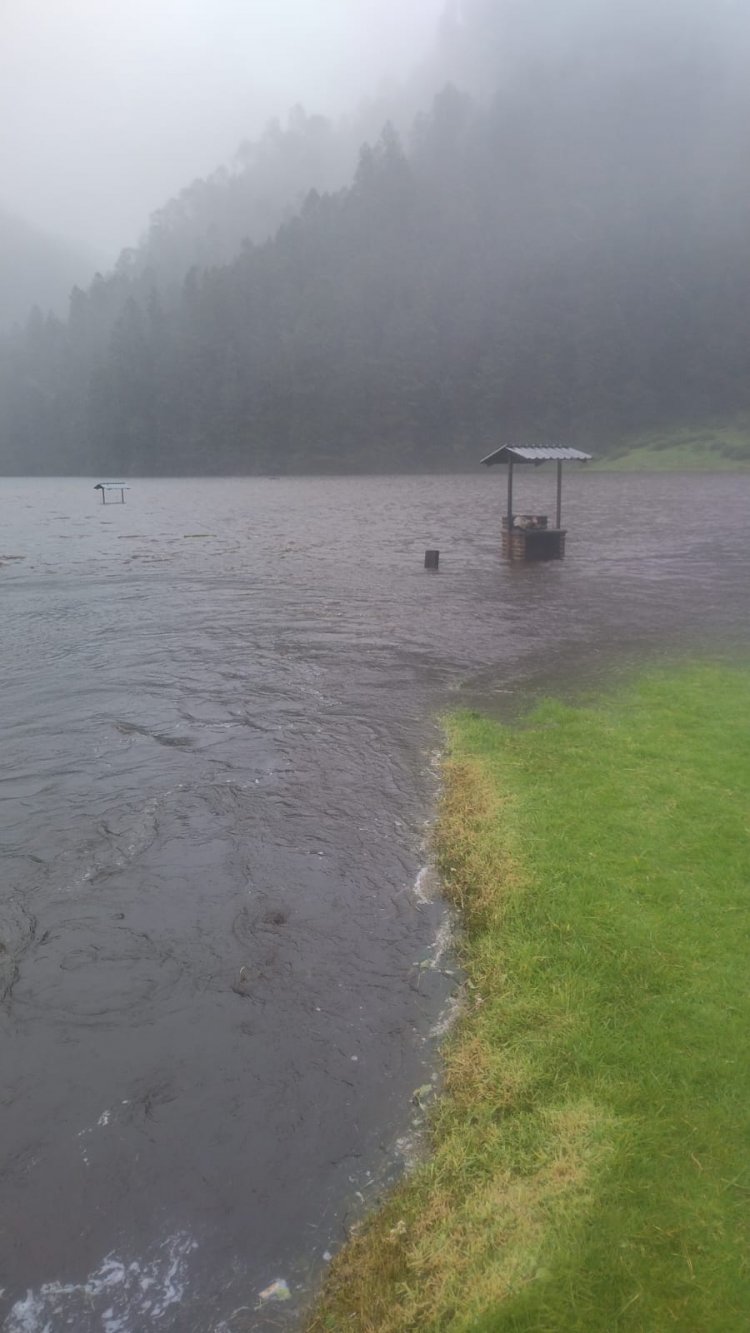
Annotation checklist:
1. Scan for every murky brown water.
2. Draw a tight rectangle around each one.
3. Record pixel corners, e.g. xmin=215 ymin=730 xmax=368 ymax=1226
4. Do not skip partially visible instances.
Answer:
xmin=1 ymin=472 xmax=749 ymax=1331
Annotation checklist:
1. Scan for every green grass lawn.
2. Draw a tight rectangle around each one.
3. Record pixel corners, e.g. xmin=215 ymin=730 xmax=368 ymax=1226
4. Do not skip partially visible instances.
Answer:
xmin=310 ymin=664 xmax=750 ymax=1332
xmin=593 ymin=424 xmax=750 ymax=470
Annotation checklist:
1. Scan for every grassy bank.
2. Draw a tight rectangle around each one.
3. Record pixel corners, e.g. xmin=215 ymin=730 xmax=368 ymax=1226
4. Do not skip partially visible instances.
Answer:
xmin=310 ymin=664 xmax=750 ymax=1331
xmin=593 ymin=423 xmax=750 ymax=470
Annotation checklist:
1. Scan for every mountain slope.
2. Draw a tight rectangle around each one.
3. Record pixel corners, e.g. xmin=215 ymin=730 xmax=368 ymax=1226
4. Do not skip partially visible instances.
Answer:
xmin=2 ymin=0 xmax=750 ymax=475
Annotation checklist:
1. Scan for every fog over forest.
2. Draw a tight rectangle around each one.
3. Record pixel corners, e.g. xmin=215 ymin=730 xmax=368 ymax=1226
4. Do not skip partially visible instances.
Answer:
xmin=2 ymin=0 xmax=749 ymax=474
xmin=2 ymin=0 xmax=445 ymax=260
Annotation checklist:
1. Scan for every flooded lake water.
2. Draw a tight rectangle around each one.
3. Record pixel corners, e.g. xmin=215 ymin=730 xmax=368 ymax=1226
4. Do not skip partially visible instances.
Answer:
xmin=1 ymin=471 xmax=749 ymax=1331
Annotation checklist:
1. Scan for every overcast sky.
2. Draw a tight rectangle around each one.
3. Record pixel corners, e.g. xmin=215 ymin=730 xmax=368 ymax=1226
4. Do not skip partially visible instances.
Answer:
xmin=1 ymin=0 xmax=445 ymax=262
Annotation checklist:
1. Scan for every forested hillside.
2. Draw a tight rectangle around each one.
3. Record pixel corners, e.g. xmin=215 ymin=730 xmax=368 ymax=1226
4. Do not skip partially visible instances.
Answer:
xmin=2 ymin=0 xmax=749 ymax=475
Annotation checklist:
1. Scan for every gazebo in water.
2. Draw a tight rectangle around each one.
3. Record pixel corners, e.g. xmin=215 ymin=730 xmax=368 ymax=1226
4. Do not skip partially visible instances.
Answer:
xmin=481 ymin=445 xmax=592 ymax=561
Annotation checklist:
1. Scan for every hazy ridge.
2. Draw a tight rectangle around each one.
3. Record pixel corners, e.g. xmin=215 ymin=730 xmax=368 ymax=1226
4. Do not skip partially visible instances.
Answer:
xmin=2 ymin=0 xmax=750 ymax=475
xmin=0 ymin=209 xmax=96 ymax=332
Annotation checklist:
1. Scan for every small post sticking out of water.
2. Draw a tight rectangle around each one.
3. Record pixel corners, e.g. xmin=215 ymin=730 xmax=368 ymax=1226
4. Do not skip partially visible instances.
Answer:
xmin=424 ymin=549 xmax=440 ymax=570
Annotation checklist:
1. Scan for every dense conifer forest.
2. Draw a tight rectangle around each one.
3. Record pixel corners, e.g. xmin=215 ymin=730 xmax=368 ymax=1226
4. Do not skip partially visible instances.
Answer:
xmin=2 ymin=0 xmax=749 ymax=475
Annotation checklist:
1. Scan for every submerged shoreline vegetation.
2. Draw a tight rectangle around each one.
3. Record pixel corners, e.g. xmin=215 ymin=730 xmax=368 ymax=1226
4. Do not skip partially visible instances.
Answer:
xmin=310 ymin=663 xmax=750 ymax=1332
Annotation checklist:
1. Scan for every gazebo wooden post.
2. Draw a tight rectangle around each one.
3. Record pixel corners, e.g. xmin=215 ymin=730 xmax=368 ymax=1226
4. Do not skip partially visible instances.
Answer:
xmin=556 ymin=460 xmax=563 ymax=528
xmin=507 ymin=457 xmax=514 ymax=537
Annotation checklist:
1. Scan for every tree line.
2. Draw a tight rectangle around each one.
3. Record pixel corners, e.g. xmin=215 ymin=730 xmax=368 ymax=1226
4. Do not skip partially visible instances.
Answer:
xmin=2 ymin=0 xmax=750 ymax=474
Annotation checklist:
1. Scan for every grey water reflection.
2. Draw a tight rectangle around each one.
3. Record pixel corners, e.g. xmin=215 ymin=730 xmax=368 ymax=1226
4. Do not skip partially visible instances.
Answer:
xmin=1 ymin=472 xmax=749 ymax=1331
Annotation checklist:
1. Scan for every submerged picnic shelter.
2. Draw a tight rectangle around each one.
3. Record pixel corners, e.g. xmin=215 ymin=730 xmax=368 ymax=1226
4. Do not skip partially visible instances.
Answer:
xmin=94 ymin=482 xmax=129 ymax=505
xmin=481 ymin=444 xmax=592 ymax=561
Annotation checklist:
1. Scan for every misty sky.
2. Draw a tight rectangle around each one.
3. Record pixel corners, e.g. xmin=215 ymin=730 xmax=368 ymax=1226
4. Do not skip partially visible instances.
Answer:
xmin=2 ymin=0 xmax=444 ymax=262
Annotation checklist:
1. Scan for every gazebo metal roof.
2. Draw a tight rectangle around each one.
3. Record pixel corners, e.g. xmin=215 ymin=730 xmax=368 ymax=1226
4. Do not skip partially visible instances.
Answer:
xmin=481 ymin=445 xmax=592 ymax=466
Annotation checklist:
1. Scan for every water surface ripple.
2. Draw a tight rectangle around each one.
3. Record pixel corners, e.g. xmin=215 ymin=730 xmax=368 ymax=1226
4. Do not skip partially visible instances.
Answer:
xmin=1 ymin=473 xmax=749 ymax=1330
